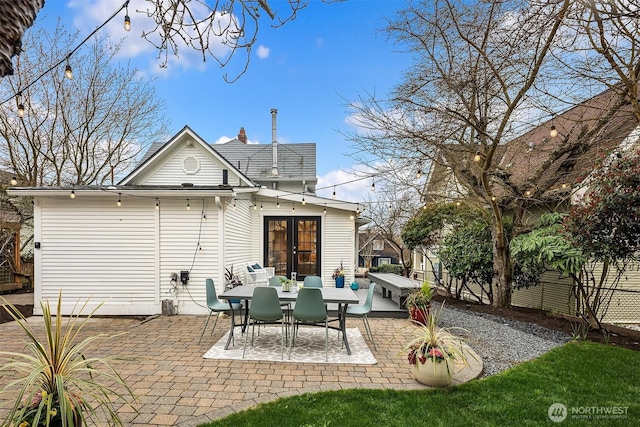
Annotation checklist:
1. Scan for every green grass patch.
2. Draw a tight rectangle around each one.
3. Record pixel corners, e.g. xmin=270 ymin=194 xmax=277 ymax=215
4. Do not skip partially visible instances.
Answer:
xmin=199 ymin=341 xmax=640 ymax=426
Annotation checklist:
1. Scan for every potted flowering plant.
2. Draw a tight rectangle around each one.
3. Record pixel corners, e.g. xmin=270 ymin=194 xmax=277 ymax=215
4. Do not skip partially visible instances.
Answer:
xmin=403 ymin=303 xmax=470 ymax=387
xmin=405 ymin=281 xmax=433 ymax=325
xmin=332 ymin=262 xmax=345 ymax=288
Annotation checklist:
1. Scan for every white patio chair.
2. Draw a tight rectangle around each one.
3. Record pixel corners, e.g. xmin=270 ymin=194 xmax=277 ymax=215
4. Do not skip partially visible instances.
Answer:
xmin=245 ymin=262 xmax=272 ymax=286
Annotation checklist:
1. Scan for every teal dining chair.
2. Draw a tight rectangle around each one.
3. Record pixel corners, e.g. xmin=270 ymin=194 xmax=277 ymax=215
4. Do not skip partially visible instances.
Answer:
xmin=243 ymin=287 xmax=286 ymax=359
xmin=344 ymin=283 xmax=377 ymax=350
xmin=269 ymin=275 xmax=287 ymax=286
xmin=290 ymin=287 xmax=328 ymax=361
xmin=303 ymin=275 xmax=323 ymax=288
xmin=199 ymin=278 xmax=242 ymax=344
xmin=268 ymin=275 xmax=291 ymax=321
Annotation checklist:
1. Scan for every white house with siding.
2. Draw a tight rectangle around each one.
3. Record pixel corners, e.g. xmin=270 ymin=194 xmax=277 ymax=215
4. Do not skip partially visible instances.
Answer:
xmin=9 ymin=115 xmax=363 ymax=316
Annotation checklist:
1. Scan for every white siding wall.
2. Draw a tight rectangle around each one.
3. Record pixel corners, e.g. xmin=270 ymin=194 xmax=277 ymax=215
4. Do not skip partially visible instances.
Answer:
xmin=223 ymin=197 xmax=254 ymax=288
xmin=139 ymin=145 xmax=239 ymax=186
xmin=160 ymin=198 xmax=219 ymax=315
xmin=322 ymin=209 xmax=356 ymax=286
xmin=36 ymin=196 xmax=158 ymax=316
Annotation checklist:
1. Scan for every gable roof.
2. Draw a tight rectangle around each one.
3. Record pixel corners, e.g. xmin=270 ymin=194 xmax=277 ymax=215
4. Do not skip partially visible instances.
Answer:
xmin=118 ymin=126 xmax=255 ymax=187
xmin=138 ymin=133 xmax=316 ymax=184
xmin=423 ymin=85 xmax=640 ymax=203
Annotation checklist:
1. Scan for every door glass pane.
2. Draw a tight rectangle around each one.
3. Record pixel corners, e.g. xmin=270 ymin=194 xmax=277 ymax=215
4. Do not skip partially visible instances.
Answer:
xmin=267 ymin=220 xmax=288 ymax=276
xmin=296 ymin=219 xmax=318 ymax=276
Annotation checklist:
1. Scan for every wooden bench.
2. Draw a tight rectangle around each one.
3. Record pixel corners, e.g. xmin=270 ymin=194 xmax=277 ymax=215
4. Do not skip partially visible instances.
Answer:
xmin=367 ymin=273 xmax=421 ymax=309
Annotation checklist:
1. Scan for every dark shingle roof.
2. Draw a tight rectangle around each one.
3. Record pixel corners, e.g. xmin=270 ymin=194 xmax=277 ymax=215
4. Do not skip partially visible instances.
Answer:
xmin=138 ymin=137 xmax=316 ymax=182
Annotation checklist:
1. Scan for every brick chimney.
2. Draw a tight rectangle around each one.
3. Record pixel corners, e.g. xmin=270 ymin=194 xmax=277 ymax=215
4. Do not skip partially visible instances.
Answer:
xmin=238 ymin=127 xmax=247 ymax=144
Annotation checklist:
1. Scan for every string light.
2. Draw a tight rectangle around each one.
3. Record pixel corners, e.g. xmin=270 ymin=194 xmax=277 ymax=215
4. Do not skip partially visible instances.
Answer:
xmin=371 ymin=180 xmax=375 ymax=192
xmin=64 ymin=63 xmax=73 ymax=80
xmin=233 ymin=199 xmax=237 ymax=209
xmin=155 ymin=198 xmax=159 ymax=209
xmin=456 ymin=201 xmax=461 ymax=207
xmin=187 ymin=198 xmax=190 ymax=209
xmin=561 ymin=183 xmax=568 ymax=189
xmin=550 ymin=124 xmax=558 ymax=138
xmin=332 ymin=186 xmax=336 ymax=199
xmin=10 ymin=176 xmax=17 ymax=186
xmin=491 ymin=196 xmax=496 ymax=201
xmin=356 ymin=204 xmax=360 ymax=215
xmin=525 ymin=190 xmax=531 ymax=197
xmin=416 ymin=170 xmax=422 ymax=179
xmin=70 ymin=185 xmax=75 ymax=199
xmin=276 ymin=196 xmax=280 ymax=208
xmin=323 ymin=203 xmax=327 ymax=215
xmin=117 ymin=193 xmax=122 ymax=206
xmin=474 ymin=151 xmax=481 ymax=162
xmin=0 ymin=1 xmax=132 ymax=110
xmin=253 ymin=201 xmax=257 ymax=210
xmin=124 ymin=1 xmax=131 ymax=32
xmin=292 ymin=202 xmax=295 ymax=213
xmin=260 ymin=202 xmax=263 ymax=211
xmin=302 ymin=195 xmax=306 ymax=205
xmin=17 ymin=93 xmax=24 ymax=118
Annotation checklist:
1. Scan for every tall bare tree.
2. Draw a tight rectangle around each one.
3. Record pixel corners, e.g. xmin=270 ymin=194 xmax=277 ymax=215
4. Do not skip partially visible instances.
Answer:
xmin=346 ymin=0 xmax=573 ymax=308
xmin=0 ymin=23 xmax=168 ymax=186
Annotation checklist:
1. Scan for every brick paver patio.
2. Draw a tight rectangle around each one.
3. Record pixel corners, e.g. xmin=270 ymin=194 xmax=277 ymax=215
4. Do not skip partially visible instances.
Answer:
xmin=0 ymin=313 xmax=439 ymax=426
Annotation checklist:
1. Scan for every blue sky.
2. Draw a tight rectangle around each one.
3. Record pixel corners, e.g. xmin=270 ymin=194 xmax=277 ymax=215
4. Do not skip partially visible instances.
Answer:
xmin=31 ymin=0 xmax=413 ymax=202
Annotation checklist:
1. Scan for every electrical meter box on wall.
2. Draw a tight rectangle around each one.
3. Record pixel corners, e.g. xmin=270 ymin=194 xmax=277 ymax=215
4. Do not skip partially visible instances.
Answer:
xmin=180 ymin=270 xmax=189 ymax=285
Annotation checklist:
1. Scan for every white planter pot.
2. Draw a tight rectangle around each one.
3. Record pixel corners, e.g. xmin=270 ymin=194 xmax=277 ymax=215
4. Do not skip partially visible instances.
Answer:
xmin=412 ymin=358 xmax=452 ymax=387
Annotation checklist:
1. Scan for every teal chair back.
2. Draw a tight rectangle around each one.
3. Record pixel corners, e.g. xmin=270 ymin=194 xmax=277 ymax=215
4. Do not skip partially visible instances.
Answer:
xmin=269 ymin=275 xmax=287 ymax=286
xmin=363 ymin=283 xmax=376 ymax=312
xmin=205 ymin=278 xmax=222 ymax=309
xmin=250 ymin=287 xmax=283 ymax=321
xmin=293 ymin=288 xmax=327 ymax=321
xmin=303 ymin=275 xmax=323 ymax=288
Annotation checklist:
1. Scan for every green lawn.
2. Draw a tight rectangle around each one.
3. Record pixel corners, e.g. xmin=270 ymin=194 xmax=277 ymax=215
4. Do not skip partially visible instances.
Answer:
xmin=199 ymin=341 xmax=640 ymax=426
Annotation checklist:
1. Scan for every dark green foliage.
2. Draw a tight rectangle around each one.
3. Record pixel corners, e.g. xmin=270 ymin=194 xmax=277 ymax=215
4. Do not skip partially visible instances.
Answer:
xmin=563 ymin=150 xmax=640 ymax=262
xmin=439 ymin=220 xmax=493 ymax=286
xmin=376 ymin=264 xmax=404 ymax=275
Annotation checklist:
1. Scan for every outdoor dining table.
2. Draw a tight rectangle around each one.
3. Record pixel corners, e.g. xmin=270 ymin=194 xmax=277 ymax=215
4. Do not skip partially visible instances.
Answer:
xmin=218 ymin=285 xmax=361 ymax=355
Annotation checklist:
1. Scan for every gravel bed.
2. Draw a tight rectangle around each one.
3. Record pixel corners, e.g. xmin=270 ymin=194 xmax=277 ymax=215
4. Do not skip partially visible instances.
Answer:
xmin=433 ymin=301 xmax=571 ymax=377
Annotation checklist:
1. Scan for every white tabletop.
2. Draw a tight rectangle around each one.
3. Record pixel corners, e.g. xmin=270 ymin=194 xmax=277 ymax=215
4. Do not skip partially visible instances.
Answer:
xmin=219 ymin=285 xmax=359 ymax=304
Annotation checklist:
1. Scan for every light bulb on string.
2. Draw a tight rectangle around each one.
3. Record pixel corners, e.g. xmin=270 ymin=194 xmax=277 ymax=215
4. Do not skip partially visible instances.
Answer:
xmin=474 ymin=151 xmax=481 ymax=162
xmin=550 ymin=125 xmax=557 ymax=138
xmin=155 ymin=198 xmax=159 ymax=209
xmin=65 ymin=63 xmax=73 ymax=80
xmin=10 ymin=176 xmax=17 ymax=186
xmin=292 ymin=202 xmax=295 ymax=213
xmin=302 ymin=195 xmax=306 ymax=205
xmin=70 ymin=185 xmax=75 ymax=199
xmin=323 ymin=203 xmax=327 ymax=215
xmin=416 ymin=170 xmax=422 ymax=179
xmin=260 ymin=202 xmax=263 ymax=211
xmin=117 ymin=193 xmax=122 ymax=207
xmin=18 ymin=103 xmax=25 ymax=118
xmin=187 ymin=199 xmax=190 ymax=209
xmin=332 ymin=186 xmax=336 ymax=199
xmin=253 ymin=201 xmax=257 ymax=210
xmin=371 ymin=180 xmax=375 ymax=192
xmin=276 ymin=196 xmax=280 ymax=208
xmin=124 ymin=1 xmax=131 ymax=31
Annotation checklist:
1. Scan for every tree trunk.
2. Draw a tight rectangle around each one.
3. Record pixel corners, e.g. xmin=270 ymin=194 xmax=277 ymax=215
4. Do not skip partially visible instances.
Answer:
xmin=492 ymin=228 xmax=512 ymax=308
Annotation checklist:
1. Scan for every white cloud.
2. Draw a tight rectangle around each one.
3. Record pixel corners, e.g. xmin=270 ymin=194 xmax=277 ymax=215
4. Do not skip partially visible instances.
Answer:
xmin=317 ymin=166 xmax=376 ymax=204
xmin=256 ymin=45 xmax=270 ymax=59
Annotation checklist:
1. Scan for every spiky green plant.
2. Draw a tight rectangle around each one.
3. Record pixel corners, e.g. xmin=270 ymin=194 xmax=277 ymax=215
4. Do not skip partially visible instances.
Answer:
xmin=0 ymin=292 xmax=137 ymax=426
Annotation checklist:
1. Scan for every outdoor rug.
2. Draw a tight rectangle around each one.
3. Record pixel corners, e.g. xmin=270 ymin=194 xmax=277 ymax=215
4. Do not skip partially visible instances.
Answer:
xmin=204 ymin=327 xmax=377 ymax=364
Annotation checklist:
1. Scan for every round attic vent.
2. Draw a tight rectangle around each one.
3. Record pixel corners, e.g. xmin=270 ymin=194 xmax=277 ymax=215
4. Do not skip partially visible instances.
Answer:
xmin=182 ymin=156 xmax=200 ymax=175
